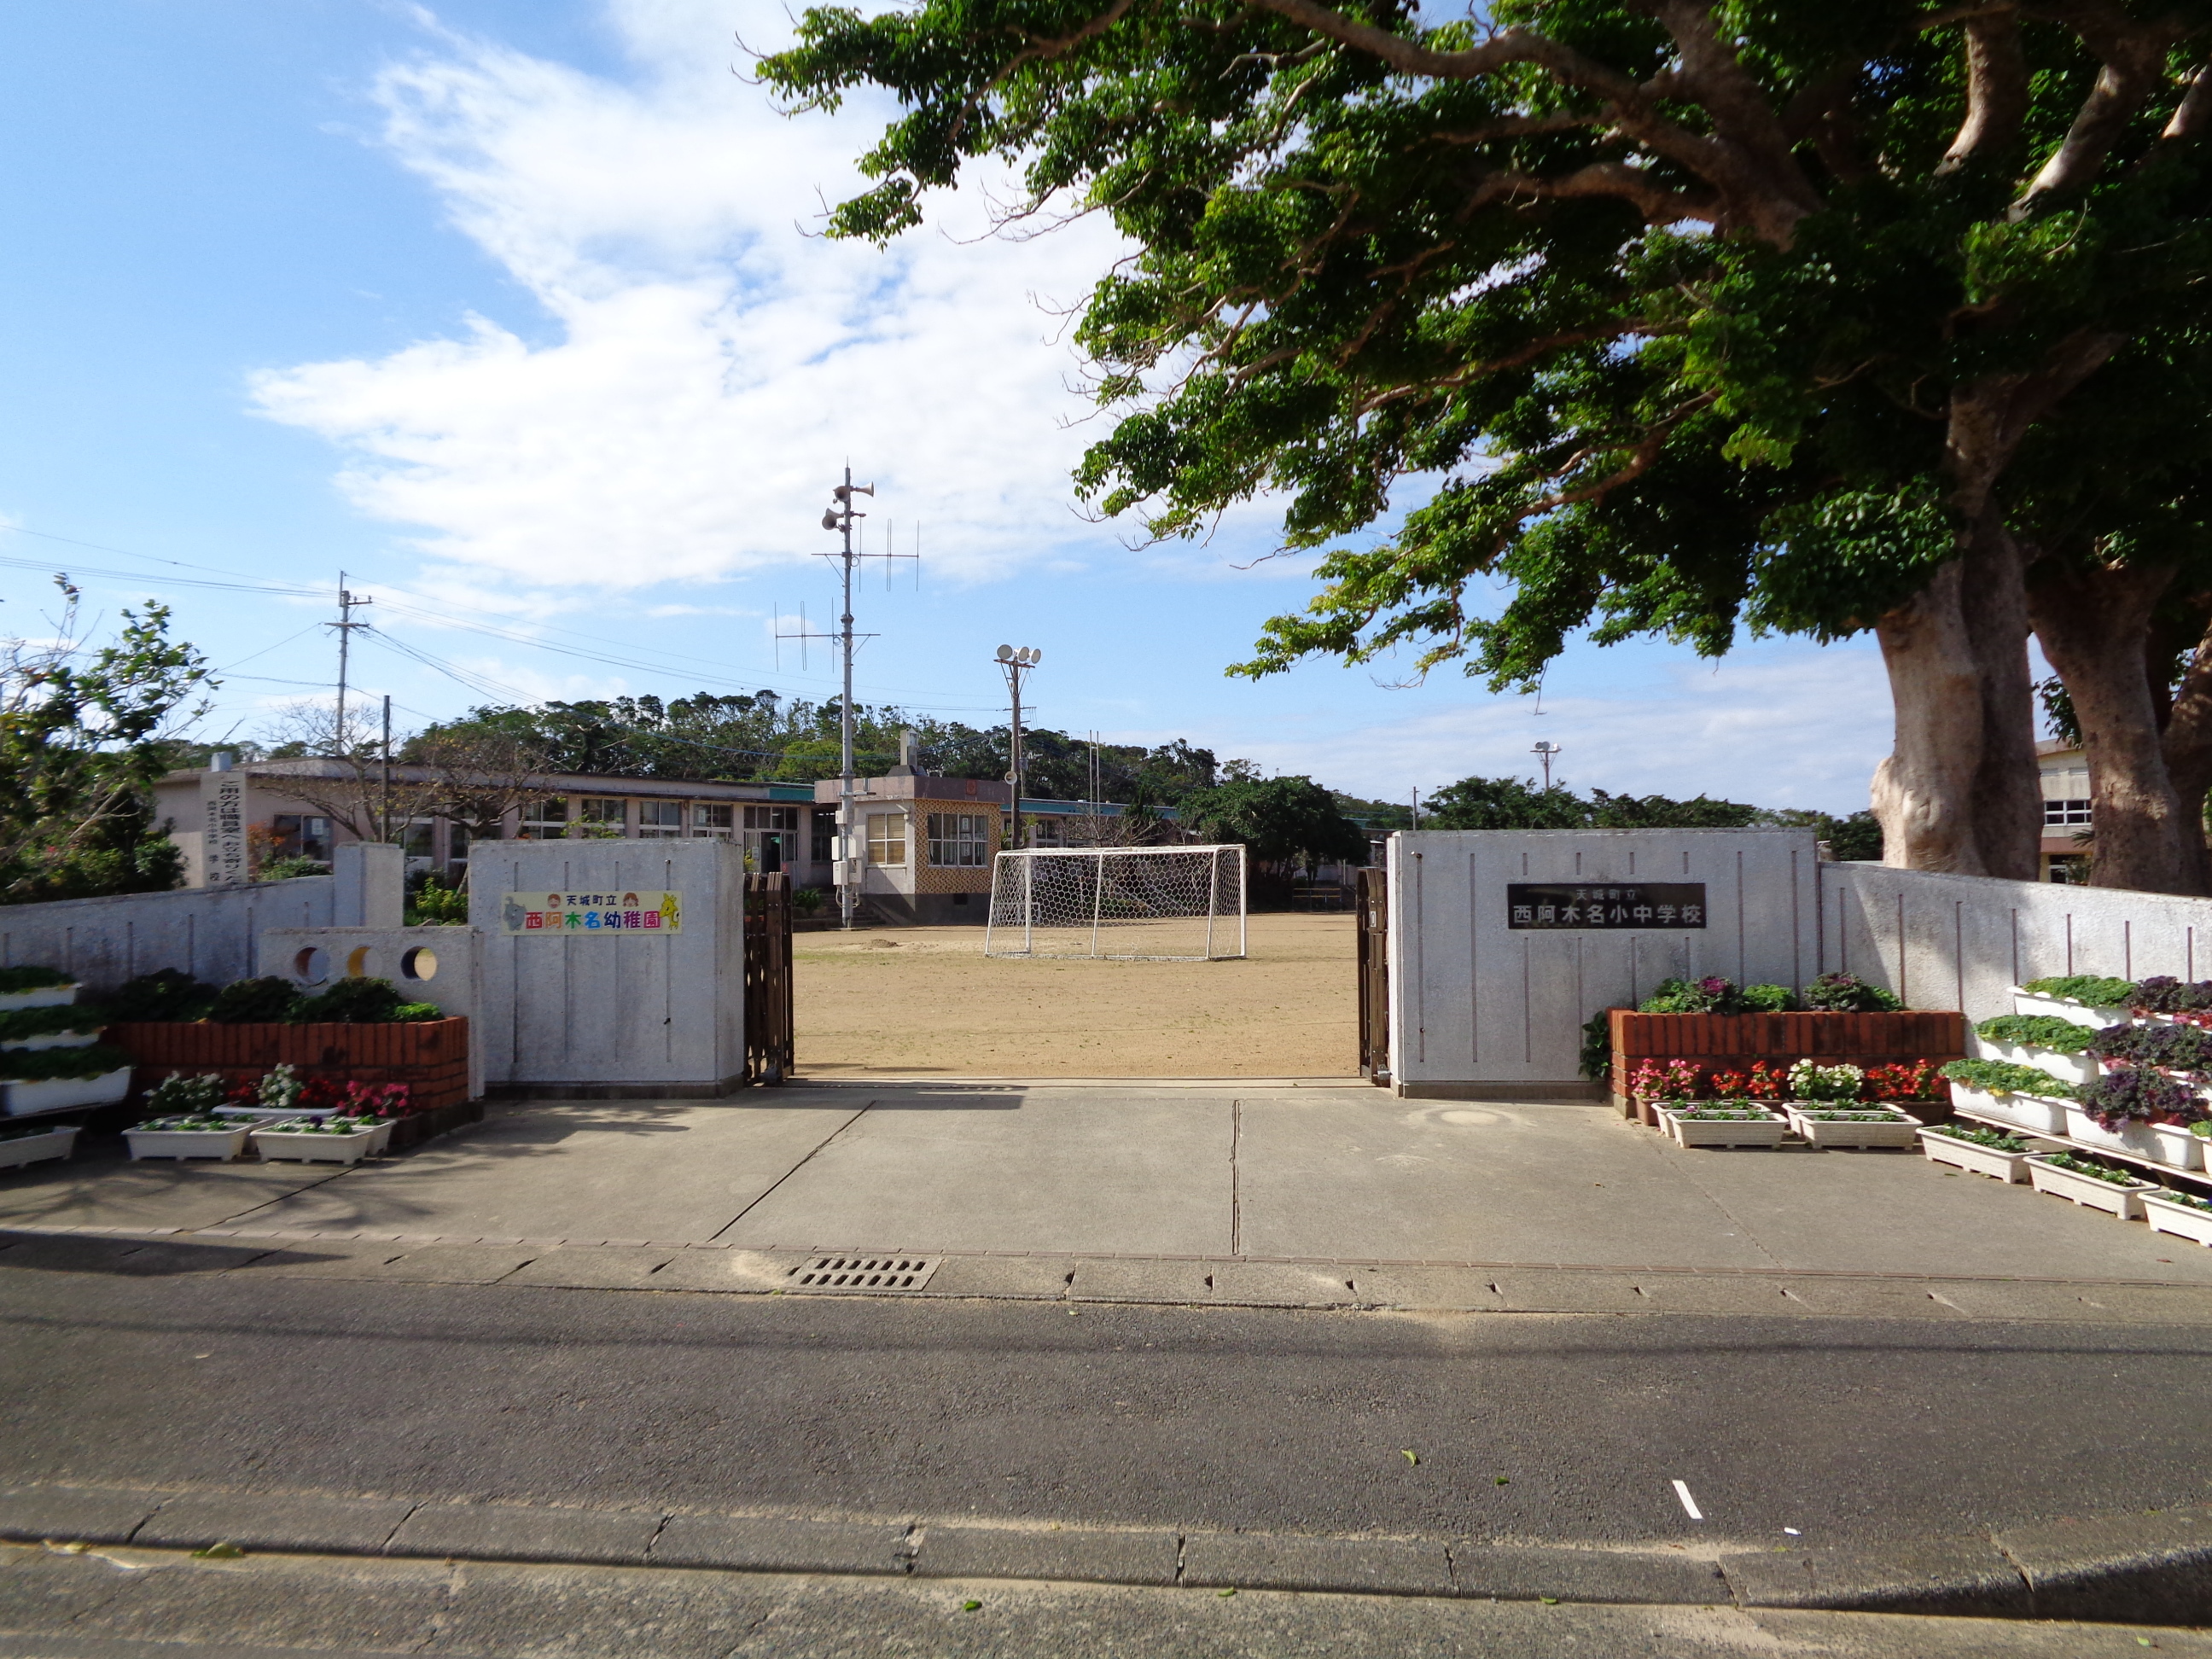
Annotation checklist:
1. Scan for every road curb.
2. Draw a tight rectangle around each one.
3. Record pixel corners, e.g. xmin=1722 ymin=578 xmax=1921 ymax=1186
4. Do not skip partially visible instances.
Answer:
xmin=3 ymin=1484 xmax=2209 ymax=1622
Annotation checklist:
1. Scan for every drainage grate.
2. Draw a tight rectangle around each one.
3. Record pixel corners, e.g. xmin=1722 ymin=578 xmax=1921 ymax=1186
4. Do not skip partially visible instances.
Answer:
xmin=786 ymin=1254 xmax=941 ymax=1292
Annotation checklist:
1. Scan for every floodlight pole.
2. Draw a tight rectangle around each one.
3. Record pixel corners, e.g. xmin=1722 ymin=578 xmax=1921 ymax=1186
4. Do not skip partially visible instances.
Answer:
xmin=831 ymin=468 xmax=865 ymax=931
xmin=995 ymin=647 xmax=1040 ymax=849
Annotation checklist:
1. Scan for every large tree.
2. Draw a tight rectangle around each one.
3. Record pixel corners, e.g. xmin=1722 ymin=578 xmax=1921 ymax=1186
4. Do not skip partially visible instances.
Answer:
xmin=764 ymin=0 xmax=2212 ymax=884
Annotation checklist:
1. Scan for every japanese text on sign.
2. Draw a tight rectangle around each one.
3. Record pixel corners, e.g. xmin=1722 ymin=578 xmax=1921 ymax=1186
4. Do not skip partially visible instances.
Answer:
xmin=500 ymin=890 xmax=684 ymax=935
xmin=1505 ymin=882 xmax=1707 ymax=930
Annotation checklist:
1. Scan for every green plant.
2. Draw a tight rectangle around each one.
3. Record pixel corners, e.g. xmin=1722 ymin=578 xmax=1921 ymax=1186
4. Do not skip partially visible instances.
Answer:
xmin=0 ymin=1004 xmax=105 ymax=1042
xmin=255 ymin=856 xmax=329 ymax=882
xmin=1975 ymin=1015 xmax=2095 ymax=1055
xmin=1924 ymin=1124 xmax=2030 ymax=1153
xmin=793 ymin=887 xmax=825 ymax=917
xmin=0 ymin=1041 xmax=126 ymax=1081
xmin=293 ymin=977 xmax=405 ymax=1024
xmin=1639 ymin=977 xmax=1743 ymax=1016
xmin=1578 ymin=1010 xmax=1624 ymax=1084
xmin=0 ymin=965 xmax=72 ymax=993
xmin=1669 ymin=1103 xmax=1779 ymax=1121
xmin=2153 ymin=1190 xmax=2212 ymax=1214
xmin=207 ymin=977 xmax=304 ymax=1025
xmin=135 ymin=1115 xmax=234 ymax=1132
xmin=2035 ymin=1152 xmax=2144 ymax=1187
xmin=1738 ymin=984 xmax=1799 ymax=1013
xmin=1802 ymin=974 xmax=1902 ymax=1013
xmin=2022 ymin=975 xmax=2138 ymax=1009
xmin=256 ymin=1115 xmax=382 ymax=1137
xmin=409 ymin=875 xmax=469 ymax=925
xmin=1791 ymin=1107 xmax=1901 ymax=1121
xmin=103 ymin=968 xmax=215 ymax=1022
xmin=392 ymin=1002 xmax=442 ymax=1022
xmin=255 ymin=1063 xmax=304 ymax=1110
xmin=1941 ymin=1059 xmax=2077 ymax=1097
xmin=145 ymin=1071 xmax=230 ymax=1115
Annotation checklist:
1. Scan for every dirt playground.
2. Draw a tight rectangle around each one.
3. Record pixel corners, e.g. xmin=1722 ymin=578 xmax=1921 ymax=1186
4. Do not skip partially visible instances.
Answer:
xmin=792 ymin=911 xmax=1359 ymax=1078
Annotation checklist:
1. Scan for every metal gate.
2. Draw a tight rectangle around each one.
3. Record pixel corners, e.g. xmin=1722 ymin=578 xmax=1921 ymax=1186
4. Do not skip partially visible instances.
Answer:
xmin=1356 ymin=865 xmax=1388 ymax=1085
xmin=743 ymin=872 xmax=794 ymax=1086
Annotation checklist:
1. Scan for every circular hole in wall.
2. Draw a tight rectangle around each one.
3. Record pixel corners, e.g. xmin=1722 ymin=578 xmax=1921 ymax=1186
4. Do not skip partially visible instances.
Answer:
xmin=400 ymin=946 xmax=439 ymax=981
xmin=346 ymin=946 xmax=371 ymax=979
xmin=292 ymin=947 xmax=329 ymax=987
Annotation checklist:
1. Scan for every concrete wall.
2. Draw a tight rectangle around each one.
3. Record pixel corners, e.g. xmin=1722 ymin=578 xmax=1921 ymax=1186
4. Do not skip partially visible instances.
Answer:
xmin=1387 ymin=829 xmax=1820 ymax=1098
xmin=261 ymin=924 xmax=485 ymax=1100
xmin=1819 ymin=863 xmax=2212 ymax=1023
xmin=0 ymin=843 xmax=405 ymax=994
xmin=470 ymin=839 xmax=746 ymax=1097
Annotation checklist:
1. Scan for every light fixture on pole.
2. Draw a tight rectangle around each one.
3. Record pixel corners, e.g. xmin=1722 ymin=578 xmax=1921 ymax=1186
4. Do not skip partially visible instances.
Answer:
xmin=995 ymin=645 xmax=1042 ymax=848
xmin=1532 ymin=739 xmax=1562 ymax=790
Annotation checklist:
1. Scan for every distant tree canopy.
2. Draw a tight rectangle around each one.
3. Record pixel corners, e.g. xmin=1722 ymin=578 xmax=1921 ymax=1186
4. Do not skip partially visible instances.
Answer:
xmin=1179 ymin=776 xmax=1370 ymax=869
xmin=1424 ymin=774 xmax=1883 ymax=859
xmin=410 ymin=693 xmax=1237 ymax=805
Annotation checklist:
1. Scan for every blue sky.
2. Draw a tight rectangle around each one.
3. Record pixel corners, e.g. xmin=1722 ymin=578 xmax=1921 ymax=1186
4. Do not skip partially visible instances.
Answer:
xmin=0 ymin=0 xmax=1901 ymax=812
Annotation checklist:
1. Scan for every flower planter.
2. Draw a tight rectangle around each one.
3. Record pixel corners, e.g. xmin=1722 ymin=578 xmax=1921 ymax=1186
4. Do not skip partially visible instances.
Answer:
xmin=112 ymin=1017 xmax=472 ymax=1115
xmin=2025 ymin=1155 xmax=2157 ymax=1219
xmin=2143 ymin=1191 xmax=2212 ymax=1248
xmin=1608 ymin=1010 xmax=1965 ymax=1108
xmin=124 ymin=1121 xmax=251 ymax=1161
xmin=1970 ymin=1039 xmax=2098 ymax=1089
xmin=0 ymin=984 xmax=79 ymax=1012
xmin=3 ymin=1066 xmax=134 ymax=1117
xmin=1950 ymin=1084 xmax=2070 ymax=1136
xmin=1918 ymin=1126 xmax=2036 ymax=1183
xmin=248 ymin=1119 xmax=393 ymax=1165
xmin=214 ymin=1105 xmax=323 ymax=1122
xmin=0 ymin=1125 xmax=78 ymax=1172
xmin=1658 ymin=1104 xmax=1790 ymax=1148
xmin=1785 ymin=1104 xmax=1924 ymax=1149
xmin=2012 ymin=991 xmax=2133 ymax=1029
xmin=2062 ymin=1107 xmax=2204 ymax=1170
xmin=0 ymin=1029 xmax=102 ymax=1053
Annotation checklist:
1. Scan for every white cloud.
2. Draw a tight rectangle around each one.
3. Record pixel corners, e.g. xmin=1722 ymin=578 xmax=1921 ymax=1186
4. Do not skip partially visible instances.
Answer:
xmin=252 ymin=0 xmax=1132 ymax=595
xmin=1158 ymin=643 xmax=1894 ymax=814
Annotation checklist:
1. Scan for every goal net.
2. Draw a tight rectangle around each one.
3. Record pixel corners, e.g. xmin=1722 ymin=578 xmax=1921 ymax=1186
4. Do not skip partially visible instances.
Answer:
xmin=985 ymin=846 xmax=1247 ymax=960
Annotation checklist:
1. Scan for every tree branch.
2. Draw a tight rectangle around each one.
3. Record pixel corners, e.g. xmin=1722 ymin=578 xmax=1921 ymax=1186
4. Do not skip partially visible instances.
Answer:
xmin=1939 ymin=12 xmax=2029 ymax=172
xmin=2016 ymin=6 xmax=2192 ymax=209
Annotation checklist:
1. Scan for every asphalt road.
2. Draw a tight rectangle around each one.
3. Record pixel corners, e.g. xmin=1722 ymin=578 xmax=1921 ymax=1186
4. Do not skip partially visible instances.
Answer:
xmin=5 ymin=1261 xmax=2212 ymax=1552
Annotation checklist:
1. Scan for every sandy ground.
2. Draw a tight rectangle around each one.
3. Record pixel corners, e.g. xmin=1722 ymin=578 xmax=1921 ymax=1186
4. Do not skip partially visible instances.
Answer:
xmin=793 ymin=911 xmax=1359 ymax=1077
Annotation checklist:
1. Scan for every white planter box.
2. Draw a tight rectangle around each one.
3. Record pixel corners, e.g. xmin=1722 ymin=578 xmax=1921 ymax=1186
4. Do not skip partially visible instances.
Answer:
xmin=125 ymin=1122 xmax=251 ymax=1161
xmin=2143 ymin=1191 xmax=2212 ymax=1248
xmin=0 ymin=1126 xmax=78 ymax=1172
xmin=1952 ymin=1085 xmax=2071 ymax=1135
xmin=2025 ymin=1155 xmax=2157 ymax=1219
xmin=2061 ymin=1107 xmax=2203 ymax=1170
xmin=0 ymin=1029 xmax=102 ymax=1053
xmin=249 ymin=1120 xmax=393 ymax=1164
xmin=0 ymin=985 xmax=79 ymax=1012
xmin=3 ymin=1066 xmax=133 ymax=1116
xmin=1659 ymin=1108 xmax=1789 ymax=1148
xmin=1971 ymin=1039 xmax=2098 ymax=1088
xmin=216 ymin=1106 xmax=317 ymax=1121
xmin=1918 ymin=1128 xmax=2035 ymax=1183
xmin=2012 ymin=991 xmax=2133 ymax=1029
xmin=1786 ymin=1105 xmax=1924 ymax=1149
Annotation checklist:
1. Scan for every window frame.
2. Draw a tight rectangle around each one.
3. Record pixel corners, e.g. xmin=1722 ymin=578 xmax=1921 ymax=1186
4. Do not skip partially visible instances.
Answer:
xmin=865 ymin=810 xmax=907 ymax=866
xmin=925 ymin=812 xmax=990 ymax=868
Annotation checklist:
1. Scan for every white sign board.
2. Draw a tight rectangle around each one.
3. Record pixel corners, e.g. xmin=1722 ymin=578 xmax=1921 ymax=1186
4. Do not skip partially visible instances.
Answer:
xmin=499 ymin=890 xmax=684 ymax=934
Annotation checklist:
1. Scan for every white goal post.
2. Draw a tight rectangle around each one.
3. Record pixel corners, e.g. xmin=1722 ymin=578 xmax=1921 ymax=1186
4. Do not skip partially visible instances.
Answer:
xmin=985 ymin=845 xmax=1248 ymax=960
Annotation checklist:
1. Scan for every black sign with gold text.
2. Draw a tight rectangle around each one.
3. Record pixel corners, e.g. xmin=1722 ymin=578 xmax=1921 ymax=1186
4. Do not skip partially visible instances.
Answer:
xmin=1505 ymin=882 xmax=1707 ymax=930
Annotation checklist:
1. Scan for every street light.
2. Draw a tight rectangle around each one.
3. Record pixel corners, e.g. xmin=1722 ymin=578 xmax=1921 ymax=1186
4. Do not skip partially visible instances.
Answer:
xmin=1532 ymin=739 xmax=1562 ymax=790
xmin=997 ymin=645 xmax=1042 ymax=847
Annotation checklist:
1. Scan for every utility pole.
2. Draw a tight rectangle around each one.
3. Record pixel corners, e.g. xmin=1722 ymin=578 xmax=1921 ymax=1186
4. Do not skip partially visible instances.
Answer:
xmin=1533 ymin=739 xmax=1562 ymax=790
xmin=994 ymin=645 xmax=1042 ymax=848
xmin=795 ymin=469 xmax=915 ymax=930
xmin=381 ymin=695 xmax=394 ymax=846
xmin=329 ymin=575 xmax=372 ymax=753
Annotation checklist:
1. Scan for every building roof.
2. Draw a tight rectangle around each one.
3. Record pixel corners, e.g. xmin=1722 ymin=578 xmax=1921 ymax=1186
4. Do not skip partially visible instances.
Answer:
xmin=159 ymin=761 xmax=817 ymax=804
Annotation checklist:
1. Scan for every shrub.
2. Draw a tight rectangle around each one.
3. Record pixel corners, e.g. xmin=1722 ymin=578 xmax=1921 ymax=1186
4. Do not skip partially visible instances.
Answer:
xmin=1975 ymin=1014 xmax=2094 ymax=1054
xmin=2089 ymin=1022 xmax=2212 ymax=1072
xmin=392 ymin=1002 xmax=442 ymax=1022
xmin=255 ymin=856 xmax=329 ymax=882
xmin=1627 ymin=1057 xmax=1703 ymax=1099
xmin=793 ymin=887 xmax=825 ymax=917
xmin=1927 ymin=1123 xmax=2030 ymax=1152
xmin=0 ymin=1004 xmax=108 ymax=1043
xmin=1579 ymin=1009 xmax=1625 ymax=1083
xmin=2036 ymin=1151 xmax=2143 ymax=1186
xmin=0 ymin=965 xmax=73 ymax=994
xmin=207 ymin=977 xmax=304 ymax=1024
xmin=2076 ymin=1068 xmax=2203 ymax=1128
xmin=1639 ymin=976 xmax=1743 ymax=1014
xmin=293 ymin=977 xmax=405 ymax=1024
xmin=2022 ymin=975 xmax=2138 ymax=1008
xmin=1738 ymin=983 xmax=1800 ymax=1012
xmin=1787 ymin=1059 xmax=1864 ymax=1102
xmin=409 ymin=876 xmax=469 ymax=925
xmin=1802 ymin=973 xmax=1902 ymax=1013
xmin=104 ymin=968 xmax=216 ymax=1022
xmin=2127 ymin=976 xmax=2212 ymax=1014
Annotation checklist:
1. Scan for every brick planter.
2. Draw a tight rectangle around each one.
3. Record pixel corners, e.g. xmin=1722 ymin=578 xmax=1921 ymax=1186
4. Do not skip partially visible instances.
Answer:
xmin=110 ymin=1017 xmax=473 ymax=1116
xmin=1609 ymin=1010 xmax=1965 ymax=1121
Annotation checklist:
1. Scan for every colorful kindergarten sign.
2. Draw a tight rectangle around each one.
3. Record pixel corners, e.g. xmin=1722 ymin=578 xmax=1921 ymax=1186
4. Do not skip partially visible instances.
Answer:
xmin=501 ymin=891 xmax=684 ymax=935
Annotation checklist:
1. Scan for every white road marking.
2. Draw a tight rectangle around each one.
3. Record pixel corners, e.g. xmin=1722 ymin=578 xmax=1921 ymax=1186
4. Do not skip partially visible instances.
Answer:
xmin=1673 ymin=1480 xmax=1704 ymax=1522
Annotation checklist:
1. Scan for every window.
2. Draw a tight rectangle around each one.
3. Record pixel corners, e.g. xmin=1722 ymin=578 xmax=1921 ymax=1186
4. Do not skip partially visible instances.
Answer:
xmin=691 ymin=803 xmax=733 ymax=838
xmin=521 ymin=798 xmax=568 ymax=838
xmin=577 ymin=798 xmax=626 ymax=835
xmin=2044 ymin=800 xmax=2093 ymax=826
xmin=400 ymin=819 xmax=435 ymax=861
xmin=1028 ymin=816 xmax=1062 ymax=847
xmin=447 ymin=824 xmax=470 ymax=869
xmin=812 ymin=811 xmax=835 ymax=864
xmin=866 ymin=812 xmax=906 ymax=865
xmin=927 ymin=812 xmax=990 ymax=867
xmin=271 ymin=815 xmax=332 ymax=862
xmin=637 ymin=800 xmax=684 ymax=839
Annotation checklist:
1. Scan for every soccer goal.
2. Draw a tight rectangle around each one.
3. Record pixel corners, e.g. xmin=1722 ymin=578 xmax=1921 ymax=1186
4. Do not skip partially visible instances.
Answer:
xmin=985 ymin=845 xmax=1247 ymax=960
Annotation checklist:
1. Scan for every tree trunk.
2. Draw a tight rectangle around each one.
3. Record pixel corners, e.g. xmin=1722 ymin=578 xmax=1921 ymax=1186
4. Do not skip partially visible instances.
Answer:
xmin=1872 ymin=560 xmax=1989 ymax=872
xmin=1959 ymin=516 xmax=2044 ymax=880
xmin=2161 ymin=609 xmax=2212 ymax=894
xmin=2029 ymin=560 xmax=2197 ymax=894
